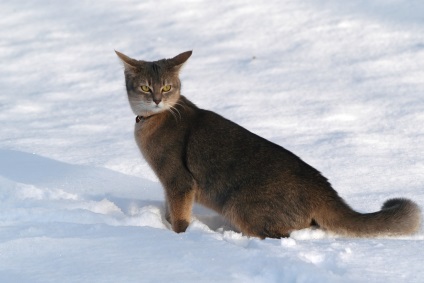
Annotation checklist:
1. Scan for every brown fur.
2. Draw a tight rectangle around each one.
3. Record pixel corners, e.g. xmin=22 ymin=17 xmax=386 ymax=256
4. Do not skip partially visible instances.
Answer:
xmin=116 ymin=50 xmax=422 ymax=238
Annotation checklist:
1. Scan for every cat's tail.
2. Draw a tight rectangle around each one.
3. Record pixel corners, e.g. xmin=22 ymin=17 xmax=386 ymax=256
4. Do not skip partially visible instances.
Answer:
xmin=314 ymin=198 xmax=421 ymax=237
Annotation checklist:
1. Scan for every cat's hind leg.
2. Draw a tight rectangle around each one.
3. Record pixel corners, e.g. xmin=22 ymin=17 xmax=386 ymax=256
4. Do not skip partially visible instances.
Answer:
xmin=223 ymin=201 xmax=292 ymax=239
xmin=223 ymin=198 xmax=314 ymax=239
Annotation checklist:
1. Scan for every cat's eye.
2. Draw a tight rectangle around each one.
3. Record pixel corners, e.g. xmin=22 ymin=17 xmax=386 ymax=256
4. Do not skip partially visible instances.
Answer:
xmin=140 ymin=85 xmax=150 ymax=92
xmin=162 ymin=85 xmax=172 ymax=92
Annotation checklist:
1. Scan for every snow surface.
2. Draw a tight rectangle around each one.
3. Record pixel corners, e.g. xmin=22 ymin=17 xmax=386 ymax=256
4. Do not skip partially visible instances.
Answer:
xmin=1 ymin=0 xmax=424 ymax=282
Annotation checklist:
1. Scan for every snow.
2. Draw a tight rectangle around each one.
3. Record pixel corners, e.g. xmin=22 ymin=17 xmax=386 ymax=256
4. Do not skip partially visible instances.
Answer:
xmin=1 ymin=0 xmax=423 ymax=282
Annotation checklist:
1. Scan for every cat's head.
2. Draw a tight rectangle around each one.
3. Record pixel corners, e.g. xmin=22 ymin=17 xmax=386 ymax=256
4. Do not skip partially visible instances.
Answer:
xmin=115 ymin=50 xmax=192 ymax=117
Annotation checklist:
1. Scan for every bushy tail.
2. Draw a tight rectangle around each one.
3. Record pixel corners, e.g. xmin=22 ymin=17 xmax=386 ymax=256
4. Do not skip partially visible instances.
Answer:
xmin=315 ymin=198 xmax=421 ymax=237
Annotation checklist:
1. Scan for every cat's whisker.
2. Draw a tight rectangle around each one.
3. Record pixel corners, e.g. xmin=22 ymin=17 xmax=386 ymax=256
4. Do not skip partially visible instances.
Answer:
xmin=168 ymin=108 xmax=177 ymax=121
xmin=169 ymin=105 xmax=182 ymax=121
xmin=167 ymin=106 xmax=179 ymax=122
xmin=172 ymin=101 xmax=187 ymax=111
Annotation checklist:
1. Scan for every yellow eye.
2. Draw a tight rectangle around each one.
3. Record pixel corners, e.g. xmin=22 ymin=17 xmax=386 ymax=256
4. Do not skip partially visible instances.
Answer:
xmin=162 ymin=85 xmax=172 ymax=92
xmin=140 ymin=85 xmax=150 ymax=92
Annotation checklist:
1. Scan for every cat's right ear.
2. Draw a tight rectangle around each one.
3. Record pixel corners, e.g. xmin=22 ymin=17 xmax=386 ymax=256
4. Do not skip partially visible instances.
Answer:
xmin=115 ymin=50 xmax=140 ymax=73
xmin=169 ymin=50 xmax=192 ymax=71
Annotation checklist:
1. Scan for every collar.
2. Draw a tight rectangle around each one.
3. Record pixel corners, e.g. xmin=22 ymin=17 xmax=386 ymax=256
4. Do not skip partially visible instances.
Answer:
xmin=135 ymin=115 xmax=154 ymax=123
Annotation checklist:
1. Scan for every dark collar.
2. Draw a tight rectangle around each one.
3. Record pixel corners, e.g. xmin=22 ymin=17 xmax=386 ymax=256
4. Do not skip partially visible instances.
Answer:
xmin=135 ymin=115 xmax=153 ymax=123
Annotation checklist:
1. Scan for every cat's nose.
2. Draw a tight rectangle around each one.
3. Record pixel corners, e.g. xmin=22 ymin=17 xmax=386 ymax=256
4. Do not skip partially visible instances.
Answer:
xmin=153 ymin=98 xmax=161 ymax=105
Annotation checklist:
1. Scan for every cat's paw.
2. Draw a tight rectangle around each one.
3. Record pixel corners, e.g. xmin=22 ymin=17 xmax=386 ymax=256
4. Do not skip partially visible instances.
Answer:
xmin=173 ymin=220 xmax=189 ymax=233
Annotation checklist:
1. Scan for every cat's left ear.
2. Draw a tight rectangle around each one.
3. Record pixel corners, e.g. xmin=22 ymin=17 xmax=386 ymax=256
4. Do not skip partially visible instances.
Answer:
xmin=169 ymin=50 xmax=192 ymax=71
xmin=115 ymin=50 xmax=142 ymax=73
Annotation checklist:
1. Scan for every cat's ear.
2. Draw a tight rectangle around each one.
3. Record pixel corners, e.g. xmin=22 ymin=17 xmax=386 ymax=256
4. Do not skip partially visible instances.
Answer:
xmin=115 ymin=50 xmax=141 ymax=73
xmin=169 ymin=50 xmax=192 ymax=71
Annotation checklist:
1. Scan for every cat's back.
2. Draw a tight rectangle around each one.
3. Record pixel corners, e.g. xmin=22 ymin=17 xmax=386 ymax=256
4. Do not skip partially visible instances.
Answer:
xmin=188 ymin=105 xmax=301 ymax=166
xmin=186 ymin=103 xmax=327 ymax=190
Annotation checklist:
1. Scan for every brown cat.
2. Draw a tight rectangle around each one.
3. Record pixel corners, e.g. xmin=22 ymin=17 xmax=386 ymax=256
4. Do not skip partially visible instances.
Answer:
xmin=115 ymin=50 xmax=421 ymax=238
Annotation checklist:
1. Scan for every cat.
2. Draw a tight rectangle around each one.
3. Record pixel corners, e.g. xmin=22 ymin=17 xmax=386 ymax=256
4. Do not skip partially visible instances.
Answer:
xmin=115 ymin=50 xmax=421 ymax=238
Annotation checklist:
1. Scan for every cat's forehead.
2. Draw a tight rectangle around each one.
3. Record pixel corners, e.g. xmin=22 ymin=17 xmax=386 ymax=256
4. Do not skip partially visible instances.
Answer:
xmin=138 ymin=60 xmax=177 ymax=81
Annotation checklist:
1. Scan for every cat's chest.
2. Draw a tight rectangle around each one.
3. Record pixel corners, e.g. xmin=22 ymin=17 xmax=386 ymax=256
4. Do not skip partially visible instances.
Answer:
xmin=134 ymin=116 xmax=185 ymax=163
xmin=134 ymin=120 xmax=162 ymax=156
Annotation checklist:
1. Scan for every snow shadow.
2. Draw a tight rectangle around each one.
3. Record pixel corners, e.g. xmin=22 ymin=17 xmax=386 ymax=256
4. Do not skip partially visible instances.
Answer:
xmin=0 ymin=148 xmax=159 ymax=200
xmin=0 ymin=149 xmax=231 ymax=232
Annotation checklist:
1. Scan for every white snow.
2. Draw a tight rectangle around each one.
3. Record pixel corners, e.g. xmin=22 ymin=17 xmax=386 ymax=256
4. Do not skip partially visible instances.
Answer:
xmin=1 ymin=0 xmax=424 ymax=282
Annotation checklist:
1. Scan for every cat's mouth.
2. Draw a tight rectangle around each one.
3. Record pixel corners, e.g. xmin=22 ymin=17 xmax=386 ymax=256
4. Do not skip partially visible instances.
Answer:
xmin=148 ymin=101 xmax=168 ymax=113
xmin=129 ymin=100 xmax=170 ymax=117
xmin=152 ymin=104 xmax=164 ymax=111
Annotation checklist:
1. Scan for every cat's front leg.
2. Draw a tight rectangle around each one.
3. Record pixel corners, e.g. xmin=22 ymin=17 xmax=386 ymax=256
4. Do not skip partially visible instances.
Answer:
xmin=164 ymin=198 xmax=171 ymax=224
xmin=166 ymin=189 xmax=195 ymax=233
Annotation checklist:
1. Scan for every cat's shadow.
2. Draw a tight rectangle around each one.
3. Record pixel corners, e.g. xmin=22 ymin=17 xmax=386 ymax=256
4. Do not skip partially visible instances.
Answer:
xmin=192 ymin=204 xmax=236 ymax=231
